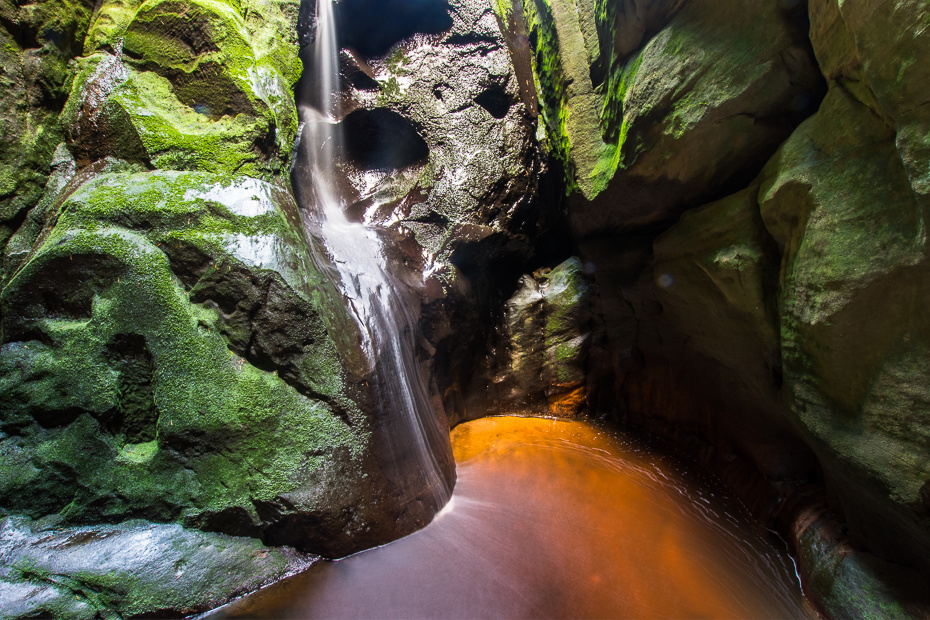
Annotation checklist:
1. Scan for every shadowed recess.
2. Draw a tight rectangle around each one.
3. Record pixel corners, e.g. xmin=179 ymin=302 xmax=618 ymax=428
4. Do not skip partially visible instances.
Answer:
xmin=475 ymin=87 xmax=514 ymax=119
xmin=334 ymin=0 xmax=453 ymax=58
xmin=340 ymin=108 xmax=429 ymax=170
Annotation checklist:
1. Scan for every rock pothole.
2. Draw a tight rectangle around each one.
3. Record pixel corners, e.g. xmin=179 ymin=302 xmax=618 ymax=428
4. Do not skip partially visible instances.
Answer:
xmin=340 ymin=108 xmax=429 ymax=170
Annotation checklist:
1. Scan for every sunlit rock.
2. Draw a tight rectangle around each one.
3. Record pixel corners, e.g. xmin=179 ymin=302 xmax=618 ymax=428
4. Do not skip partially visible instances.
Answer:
xmin=482 ymin=257 xmax=592 ymax=420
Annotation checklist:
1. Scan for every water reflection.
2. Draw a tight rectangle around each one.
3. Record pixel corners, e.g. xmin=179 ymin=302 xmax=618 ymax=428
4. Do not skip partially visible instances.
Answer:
xmin=210 ymin=417 xmax=818 ymax=619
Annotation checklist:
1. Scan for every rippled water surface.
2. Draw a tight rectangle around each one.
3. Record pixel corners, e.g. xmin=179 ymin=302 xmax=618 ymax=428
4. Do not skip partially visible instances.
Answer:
xmin=210 ymin=417 xmax=817 ymax=619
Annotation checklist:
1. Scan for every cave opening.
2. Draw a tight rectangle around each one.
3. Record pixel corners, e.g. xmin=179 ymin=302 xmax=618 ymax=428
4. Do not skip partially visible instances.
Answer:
xmin=340 ymin=108 xmax=430 ymax=171
xmin=333 ymin=0 xmax=453 ymax=59
xmin=475 ymin=87 xmax=514 ymax=119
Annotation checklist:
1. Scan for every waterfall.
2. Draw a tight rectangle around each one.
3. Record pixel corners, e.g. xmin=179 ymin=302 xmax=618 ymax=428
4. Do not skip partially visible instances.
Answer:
xmin=299 ymin=0 xmax=453 ymax=513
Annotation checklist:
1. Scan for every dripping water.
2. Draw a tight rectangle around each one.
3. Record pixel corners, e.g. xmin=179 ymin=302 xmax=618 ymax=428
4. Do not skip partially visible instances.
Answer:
xmin=298 ymin=0 xmax=452 ymax=512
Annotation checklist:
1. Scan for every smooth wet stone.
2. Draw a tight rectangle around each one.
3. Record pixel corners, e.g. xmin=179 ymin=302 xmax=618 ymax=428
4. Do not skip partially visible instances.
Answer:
xmin=480 ymin=257 xmax=592 ymax=419
xmin=0 ymin=0 xmax=449 ymax=562
xmin=758 ymin=79 xmax=930 ymax=575
xmin=0 ymin=516 xmax=315 ymax=619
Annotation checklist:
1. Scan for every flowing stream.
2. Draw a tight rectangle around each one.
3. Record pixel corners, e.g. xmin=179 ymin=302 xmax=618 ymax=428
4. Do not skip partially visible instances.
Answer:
xmin=210 ymin=416 xmax=818 ymax=619
xmin=299 ymin=0 xmax=451 ymax=509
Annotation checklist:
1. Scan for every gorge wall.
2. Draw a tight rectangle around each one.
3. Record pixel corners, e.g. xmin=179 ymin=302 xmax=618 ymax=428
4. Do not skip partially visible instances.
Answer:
xmin=1 ymin=0 xmax=929 ymax=618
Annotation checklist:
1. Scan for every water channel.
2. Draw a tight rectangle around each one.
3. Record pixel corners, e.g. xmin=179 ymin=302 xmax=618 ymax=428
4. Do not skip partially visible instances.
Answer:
xmin=209 ymin=416 xmax=817 ymax=619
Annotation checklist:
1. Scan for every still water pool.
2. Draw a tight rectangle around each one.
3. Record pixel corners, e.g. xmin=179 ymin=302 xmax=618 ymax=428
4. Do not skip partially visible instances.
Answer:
xmin=208 ymin=417 xmax=818 ymax=619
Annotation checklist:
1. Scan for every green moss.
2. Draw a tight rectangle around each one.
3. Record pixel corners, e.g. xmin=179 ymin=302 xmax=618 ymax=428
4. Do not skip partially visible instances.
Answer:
xmin=118 ymin=440 xmax=159 ymax=464
xmin=522 ymin=0 xmax=577 ymax=193
xmin=62 ymin=0 xmax=301 ymax=177
xmin=0 ymin=169 xmax=366 ymax=532
xmin=600 ymin=50 xmax=642 ymax=148
xmin=0 ymin=0 xmax=92 ymax=226
xmin=379 ymin=76 xmax=402 ymax=103
xmin=84 ymin=0 xmax=143 ymax=54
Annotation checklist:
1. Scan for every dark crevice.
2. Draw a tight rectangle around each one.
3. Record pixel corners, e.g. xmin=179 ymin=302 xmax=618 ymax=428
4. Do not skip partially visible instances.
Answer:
xmin=104 ymin=334 xmax=159 ymax=443
xmin=333 ymin=0 xmax=453 ymax=59
xmin=341 ymin=108 xmax=429 ymax=171
xmin=0 ymin=15 xmax=40 ymax=51
xmin=445 ymin=33 xmax=500 ymax=47
xmin=475 ymin=87 xmax=513 ymax=119
xmin=341 ymin=55 xmax=381 ymax=91
xmin=33 ymin=407 xmax=85 ymax=429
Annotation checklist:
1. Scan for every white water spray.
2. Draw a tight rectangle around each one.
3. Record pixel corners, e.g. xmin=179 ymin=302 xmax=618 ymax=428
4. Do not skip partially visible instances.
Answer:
xmin=301 ymin=0 xmax=452 ymax=511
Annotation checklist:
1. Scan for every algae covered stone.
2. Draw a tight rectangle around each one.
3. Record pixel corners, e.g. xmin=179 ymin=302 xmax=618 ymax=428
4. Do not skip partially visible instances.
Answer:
xmin=0 ymin=516 xmax=315 ymax=618
xmin=0 ymin=0 xmax=94 ymax=261
xmin=0 ymin=171 xmax=374 ymax=552
xmin=1 ymin=0 xmax=430 ymax=568
xmin=758 ymin=82 xmax=930 ymax=572
xmin=517 ymin=0 xmax=823 ymax=236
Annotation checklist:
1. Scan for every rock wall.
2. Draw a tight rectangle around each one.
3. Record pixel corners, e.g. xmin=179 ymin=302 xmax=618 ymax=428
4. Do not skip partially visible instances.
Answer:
xmin=504 ymin=0 xmax=930 ymax=616
xmin=2 ymin=0 xmax=929 ymax=617
xmin=0 ymin=0 xmax=470 ymax=615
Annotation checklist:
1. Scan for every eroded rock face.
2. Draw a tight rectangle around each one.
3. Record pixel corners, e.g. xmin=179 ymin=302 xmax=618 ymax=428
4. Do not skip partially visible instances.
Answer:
xmin=0 ymin=6 xmax=460 ymax=616
xmin=0 ymin=516 xmax=315 ymax=619
xmin=516 ymin=0 xmax=930 ymax=615
xmin=758 ymin=2 xmax=930 ymax=574
xmin=295 ymin=0 xmax=560 ymax=426
xmin=0 ymin=0 xmax=94 ymax=282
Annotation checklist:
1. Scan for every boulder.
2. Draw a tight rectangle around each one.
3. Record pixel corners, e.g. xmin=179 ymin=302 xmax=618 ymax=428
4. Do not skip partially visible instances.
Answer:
xmin=759 ymin=80 xmax=930 ymax=572
xmin=519 ymin=0 xmax=824 ymax=235
xmin=0 ymin=516 xmax=314 ymax=619
xmin=478 ymin=257 xmax=592 ymax=420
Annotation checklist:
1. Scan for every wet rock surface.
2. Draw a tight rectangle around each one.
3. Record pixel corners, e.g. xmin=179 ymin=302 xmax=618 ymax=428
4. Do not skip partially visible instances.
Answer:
xmin=295 ymin=0 xmax=568 ymax=432
xmin=1 ymin=0 xmax=466 ymax=615
xmin=472 ymin=257 xmax=592 ymax=422
xmin=2 ymin=0 xmax=930 ymax=617
xmin=0 ymin=516 xmax=315 ymax=619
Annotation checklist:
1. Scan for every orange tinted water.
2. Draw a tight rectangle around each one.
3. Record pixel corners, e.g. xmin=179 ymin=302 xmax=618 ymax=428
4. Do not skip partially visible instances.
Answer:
xmin=209 ymin=417 xmax=817 ymax=619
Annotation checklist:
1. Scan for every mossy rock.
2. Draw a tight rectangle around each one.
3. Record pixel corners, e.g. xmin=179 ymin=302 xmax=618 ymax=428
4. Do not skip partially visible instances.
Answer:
xmin=0 ymin=0 xmax=93 ymax=239
xmin=758 ymin=83 xmax=930 ymax=573
xmin=524 ymin=0 xmax=824 ymax=236
xmin=0 ymin=170 xmax=385 ymax=556
xmin=0 ymin=516 xmax=315 ymax=618
xmin=63 ymin=0 xmax=300 ymax=177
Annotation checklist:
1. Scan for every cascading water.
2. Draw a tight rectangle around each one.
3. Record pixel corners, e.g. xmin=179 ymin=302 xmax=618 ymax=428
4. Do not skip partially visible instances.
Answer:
xmin=298 ymin=0 xmax=452 ymax=513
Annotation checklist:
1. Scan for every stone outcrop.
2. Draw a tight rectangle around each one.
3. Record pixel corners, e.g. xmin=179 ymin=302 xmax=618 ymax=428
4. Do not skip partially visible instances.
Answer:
xmin=513 ymin=0 xmax=930 ymax=616
xmin=480 ymin=257 xmax=592 ymax=421
xmin=0 ymin=516 xmax=315 ymax=619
